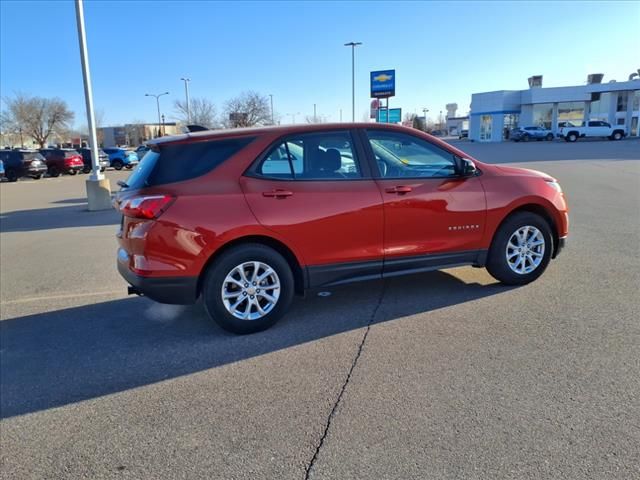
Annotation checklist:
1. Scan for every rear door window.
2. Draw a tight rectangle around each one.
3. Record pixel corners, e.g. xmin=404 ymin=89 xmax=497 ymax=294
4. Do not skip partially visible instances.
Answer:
xmin=125 ymin=137 xmax=254 ymax=189
xmin=255 ymin=131 xmax=361 ymax=180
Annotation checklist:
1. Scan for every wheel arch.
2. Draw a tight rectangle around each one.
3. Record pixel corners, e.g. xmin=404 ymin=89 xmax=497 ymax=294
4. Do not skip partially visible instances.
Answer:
xmin=492 ymin=203 xmax=561 ymax=258
xmin=197 ymin=235 xmax=306 ymax=297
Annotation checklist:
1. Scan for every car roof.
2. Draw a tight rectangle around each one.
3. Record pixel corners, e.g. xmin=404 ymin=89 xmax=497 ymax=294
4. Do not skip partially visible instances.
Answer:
xmin=146 ymin=122 xmax=420 ymax=146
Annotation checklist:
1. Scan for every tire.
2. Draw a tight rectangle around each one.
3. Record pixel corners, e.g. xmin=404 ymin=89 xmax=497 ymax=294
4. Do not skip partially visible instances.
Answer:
xmin=6 ymin=168 xmax=18 ymax=182
xmin=83 ymin=167 xmax=91 ymax=174
xmin=32 ymin=174 xmax=42 ymax=180
xmin=522 ymin=134 xmax=530 ymax=142
xmin=486 ymin=211 xmax=553 ymax=286
xmin=48 ymin=166 xmax=60 ymax=177
xmin=100 ymin=167 xmax=106 ymax=172
xmin=202 ymin=244 xmax=294 ymax=334
xmin=612 ymin=131 xmax=623 ymax=141
xmin=112 ymin=160 xmax=124 ymax=170
xmin=567 ymin=132 xmax=578 ymax=142
xmin=546 ymin=133 xmax=554 ymax=141
xmin=125 ymin=164 xmax=133 ymax=170
xmin=68 ymin=170 xmax=77 ymax=176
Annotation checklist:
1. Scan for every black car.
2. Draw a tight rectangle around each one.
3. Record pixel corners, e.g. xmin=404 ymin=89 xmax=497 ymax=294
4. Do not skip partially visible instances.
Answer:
xmin=0 ymin=149 xmax=48 ymax=182
xmin=78 ymin=147 xmax=110 ymax=173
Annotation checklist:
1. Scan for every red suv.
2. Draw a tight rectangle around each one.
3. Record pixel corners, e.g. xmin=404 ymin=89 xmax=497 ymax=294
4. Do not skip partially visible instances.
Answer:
xmin=115 ymin=124 xmax=568 ymax=334
xmin=39 ymin=148 xmax=84 ymax=177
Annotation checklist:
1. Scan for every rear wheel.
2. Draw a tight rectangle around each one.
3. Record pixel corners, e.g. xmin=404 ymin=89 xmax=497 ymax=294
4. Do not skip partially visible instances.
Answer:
xmin=83 ymin=167 xmax=91 ymax=174
xmin=48 ymin=166 xmax=60 ymax=177
xmin=486 ymin=212 xmax=553 ymax=285
xmin=522 ymin=134 xmax=530 ymax=142
xmin=112 ymin=160 xmax=124 ymax=170
xmin=612 ymin=131 xmax=623 ymax=141
xmin=567 ymin=132 xmax=578 ymax=142
xmin=202 ymin=244 xmax=294 ymax=334
xmin=546 ymin=133 xmax=554 ymax=141
xmin=6 ymin=168 xmax=18 ymax=182
xmin=68 ymin=170 xmax=77 ymax=176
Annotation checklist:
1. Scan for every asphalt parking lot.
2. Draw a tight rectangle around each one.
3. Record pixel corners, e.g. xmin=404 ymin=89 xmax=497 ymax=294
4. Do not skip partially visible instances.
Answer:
xmin=1 ymin=139 xmax=639 ymax=479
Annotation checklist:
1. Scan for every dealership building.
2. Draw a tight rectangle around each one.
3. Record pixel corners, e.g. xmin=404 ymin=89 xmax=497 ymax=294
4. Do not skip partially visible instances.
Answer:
xmin=468 ymin=72 xmax=640 ymax=142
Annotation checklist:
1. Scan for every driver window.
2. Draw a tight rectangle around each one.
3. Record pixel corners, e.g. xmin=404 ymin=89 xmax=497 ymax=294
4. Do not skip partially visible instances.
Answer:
xmin=258 ymin=131 xmax=361 ymax=180
xmin=366 ymin=130 xmax=457 ymax=178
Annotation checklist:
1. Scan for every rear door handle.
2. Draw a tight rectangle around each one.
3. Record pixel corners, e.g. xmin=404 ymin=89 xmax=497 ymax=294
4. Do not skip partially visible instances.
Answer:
xmin=385 ymin=185 xmax=412 ymax=194
xmin=262 ymin=189 xmax=293 ymax=198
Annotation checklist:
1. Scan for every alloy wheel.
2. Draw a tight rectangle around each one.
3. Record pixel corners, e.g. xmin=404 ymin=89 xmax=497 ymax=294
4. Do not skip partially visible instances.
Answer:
xmin=221 ymin=261 xmax=280 ymax=320
xmin=506 ymin=226 xmax=545 ymax=275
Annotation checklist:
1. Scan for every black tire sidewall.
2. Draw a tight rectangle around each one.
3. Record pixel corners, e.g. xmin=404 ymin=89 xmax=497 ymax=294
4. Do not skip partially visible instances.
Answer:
xmin=202 ymin=244 xmax=294 ymax=334
xmin=6 ymin=169 xmax=18 ymax=182
xmin=486 ymin=212 xmax=553 ymax=285
xmin=113 ymin=160 xmax=123 ymax=170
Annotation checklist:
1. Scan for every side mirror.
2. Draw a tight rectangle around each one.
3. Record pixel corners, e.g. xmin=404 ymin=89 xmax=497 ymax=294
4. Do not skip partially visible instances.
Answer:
xmin=459 ymin=158 xmax=477 ymax=177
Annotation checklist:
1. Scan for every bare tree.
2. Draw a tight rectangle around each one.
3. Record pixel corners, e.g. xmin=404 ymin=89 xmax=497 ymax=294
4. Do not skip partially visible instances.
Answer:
xmin=224 ymin=91 xmax=270 ymax=128
xmin=174 ymin=97 xmax=216 ymax=128
xmin=1 ymin=94 xmax=74 ymax=148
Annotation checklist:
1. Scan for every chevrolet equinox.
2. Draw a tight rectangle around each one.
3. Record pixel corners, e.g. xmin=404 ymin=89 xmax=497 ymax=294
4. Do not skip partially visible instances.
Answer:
xmin=115 ymin=124 xmax=568 ymax=334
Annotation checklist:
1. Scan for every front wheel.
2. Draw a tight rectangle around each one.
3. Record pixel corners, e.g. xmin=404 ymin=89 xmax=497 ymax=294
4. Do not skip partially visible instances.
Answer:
xmin=567 ymin=133 xmax=578 ymax=142
xmin=612 ymin=131 xmax=623 ymax=141
xmin=486 ymin=212 xmax=553 ymax=285
xmin=112 ymin=160 xmax=123 ymax=170
xmin=546 ymin=133 xmax=554 ymax=141
xmin=522 ymin=134 xmax=530 ymax=142
xmin=68 ymin=170 xmax=77 ymax=176
xmin=202 ymin=244 xmax=294 ymax=334
xmin=48 ymin=166 xmax=60 ymax=177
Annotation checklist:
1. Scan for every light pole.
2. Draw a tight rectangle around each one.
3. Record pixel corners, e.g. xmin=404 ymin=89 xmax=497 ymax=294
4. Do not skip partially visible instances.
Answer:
xmin=422 ymin=108 xmax=429 ymax=131
xmin=180 ymin=77 xmax=191 ymax=123
xmin=75 ymin=0 xmax=111 ymax=210
xmin=145 ymin=92 xmax=169 ymax=137
xmin=313 ymin=103 xmax=317 ymax=123
xmin=161 ymin=114 xmax=166 ymax=136
xmin=344 ymin=41 xmax=362 ymax=122
xmin=269 ymin=94 xmax=274 ymax=124
xmin=340 ymin=109 xmax=343 ymax=122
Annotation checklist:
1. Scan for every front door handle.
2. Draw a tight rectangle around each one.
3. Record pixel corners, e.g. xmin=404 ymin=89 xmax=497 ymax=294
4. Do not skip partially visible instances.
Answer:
xmin=385 ymin=185 xmax=412 ymax=194
xmin=262 ymin=189 xmax=293 ymax=198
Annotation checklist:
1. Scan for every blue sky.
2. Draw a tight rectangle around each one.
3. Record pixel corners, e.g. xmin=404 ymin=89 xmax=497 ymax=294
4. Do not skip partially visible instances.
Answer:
xmin=1 ymin=0 xmax=638 ymax=127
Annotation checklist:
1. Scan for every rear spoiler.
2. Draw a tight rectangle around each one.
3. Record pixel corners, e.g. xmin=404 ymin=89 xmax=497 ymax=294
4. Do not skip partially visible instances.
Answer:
xmin=184 ymin=124 xmax=209 ymax=133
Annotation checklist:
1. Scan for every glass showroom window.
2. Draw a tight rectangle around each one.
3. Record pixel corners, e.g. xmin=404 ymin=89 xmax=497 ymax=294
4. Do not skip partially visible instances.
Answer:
xmin=617 ymin=93 xmax=628 ymax=112
xmin=532 ymin=104 xmax=553 ymax=129
xmin=633 ymin=91 xmax=640 ymax=111
xmin=557 ymin=102 xmax=584 ymax=127
xmin=589 ymin=93 xmax=611 ymax=120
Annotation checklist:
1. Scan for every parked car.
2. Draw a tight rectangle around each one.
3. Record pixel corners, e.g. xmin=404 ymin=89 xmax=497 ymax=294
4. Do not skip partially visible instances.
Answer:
xmin=0 ymin=149 xmax=48 ymax=181
xmin=0 ymin=159 xmax=4 ymax=180
xmin=558 ymin=120 xmax=626 ymax=142
xmin=510 ymin=126 xmax=554 ymax=142
xmin=458 ymin=129 xmax=469 ymax=139
xmin=114 ymin=123 xmax=568 ymax=334
xmin=135 ymin=145 xmax=150 ymax=160
xmin=103 ymin=147 xmax=139 ymax=170
xmin=78 ymin=147 xmax=110 ymax=173
xmin=39 ymin=148 xmax=84 ymax=176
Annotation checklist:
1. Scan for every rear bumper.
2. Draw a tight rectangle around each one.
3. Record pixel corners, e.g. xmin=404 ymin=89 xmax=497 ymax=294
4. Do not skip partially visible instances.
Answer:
xmin=117 ymin=258 xmax=198 ymax=305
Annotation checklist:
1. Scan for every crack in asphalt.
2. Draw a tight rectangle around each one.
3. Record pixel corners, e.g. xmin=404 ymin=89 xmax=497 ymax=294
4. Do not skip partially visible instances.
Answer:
xmin=303 ymin=281 xmax=387 ymax=480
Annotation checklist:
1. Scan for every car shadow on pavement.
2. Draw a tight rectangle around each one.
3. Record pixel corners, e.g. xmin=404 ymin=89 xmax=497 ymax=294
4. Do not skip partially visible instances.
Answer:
xmin=0 ymin=270 xmax=513 ymax=418
xmin=0 ymin=205 xmax=119 ymax=232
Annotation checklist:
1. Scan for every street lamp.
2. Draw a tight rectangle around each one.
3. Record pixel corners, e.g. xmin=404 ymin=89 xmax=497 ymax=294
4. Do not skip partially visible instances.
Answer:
xmin=422 ymin=108 xmax=429 ymax=131
xmin=269 ymin=94 xmax=274 ymax=124
xmin=344 ymin=41 xmax=362 ymax=122
xmin=75 ymin=0 xmax=111 ymax=210
xmin=145 ymin=92 xmax=169 ymax=137
xmin=180 ymin=77 xmax=191 ymax=123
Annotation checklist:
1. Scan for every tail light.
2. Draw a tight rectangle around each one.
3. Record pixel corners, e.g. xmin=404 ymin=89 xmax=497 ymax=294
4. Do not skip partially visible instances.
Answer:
xmin=120 ymin=195 xmax=175 ymax=219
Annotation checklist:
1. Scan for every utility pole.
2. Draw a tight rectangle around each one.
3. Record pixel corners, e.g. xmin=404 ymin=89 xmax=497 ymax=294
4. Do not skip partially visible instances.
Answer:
xmin=344 ymin=42 xmax=362 ymax=122
xmin=313 ymin=103 xmax=317 ymax=123
xmin=75 ymin=0 xmax=111 ymax=210
xmin=340 ymin=109 xmax=343 ymax=122
xmin=145 ymin=92 xmax=169 ymax=137
xmin=269 ymin=94 xmax=274 ymax=124
xmin=180 ymin=77 xmax=191 ymax=123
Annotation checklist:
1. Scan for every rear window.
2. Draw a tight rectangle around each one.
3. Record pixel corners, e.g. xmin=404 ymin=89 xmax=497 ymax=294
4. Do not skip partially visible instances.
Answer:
xmin=63 ymin=150 xmax=80 ymax=158
xmin=22 ymin=152 xmax=45 ymax=161
xmin=125 ymin=137 xmax=254 ymax=189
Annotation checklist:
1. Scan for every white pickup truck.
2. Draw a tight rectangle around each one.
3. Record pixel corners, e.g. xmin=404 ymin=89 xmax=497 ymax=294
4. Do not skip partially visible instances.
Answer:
xmin=558 ymin=120 xmax=626 ymax=142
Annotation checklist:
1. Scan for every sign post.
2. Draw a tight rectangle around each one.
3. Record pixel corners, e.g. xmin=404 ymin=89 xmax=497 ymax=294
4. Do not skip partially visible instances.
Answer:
xmin=370 ymin=69 xmax=397 ymax=123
